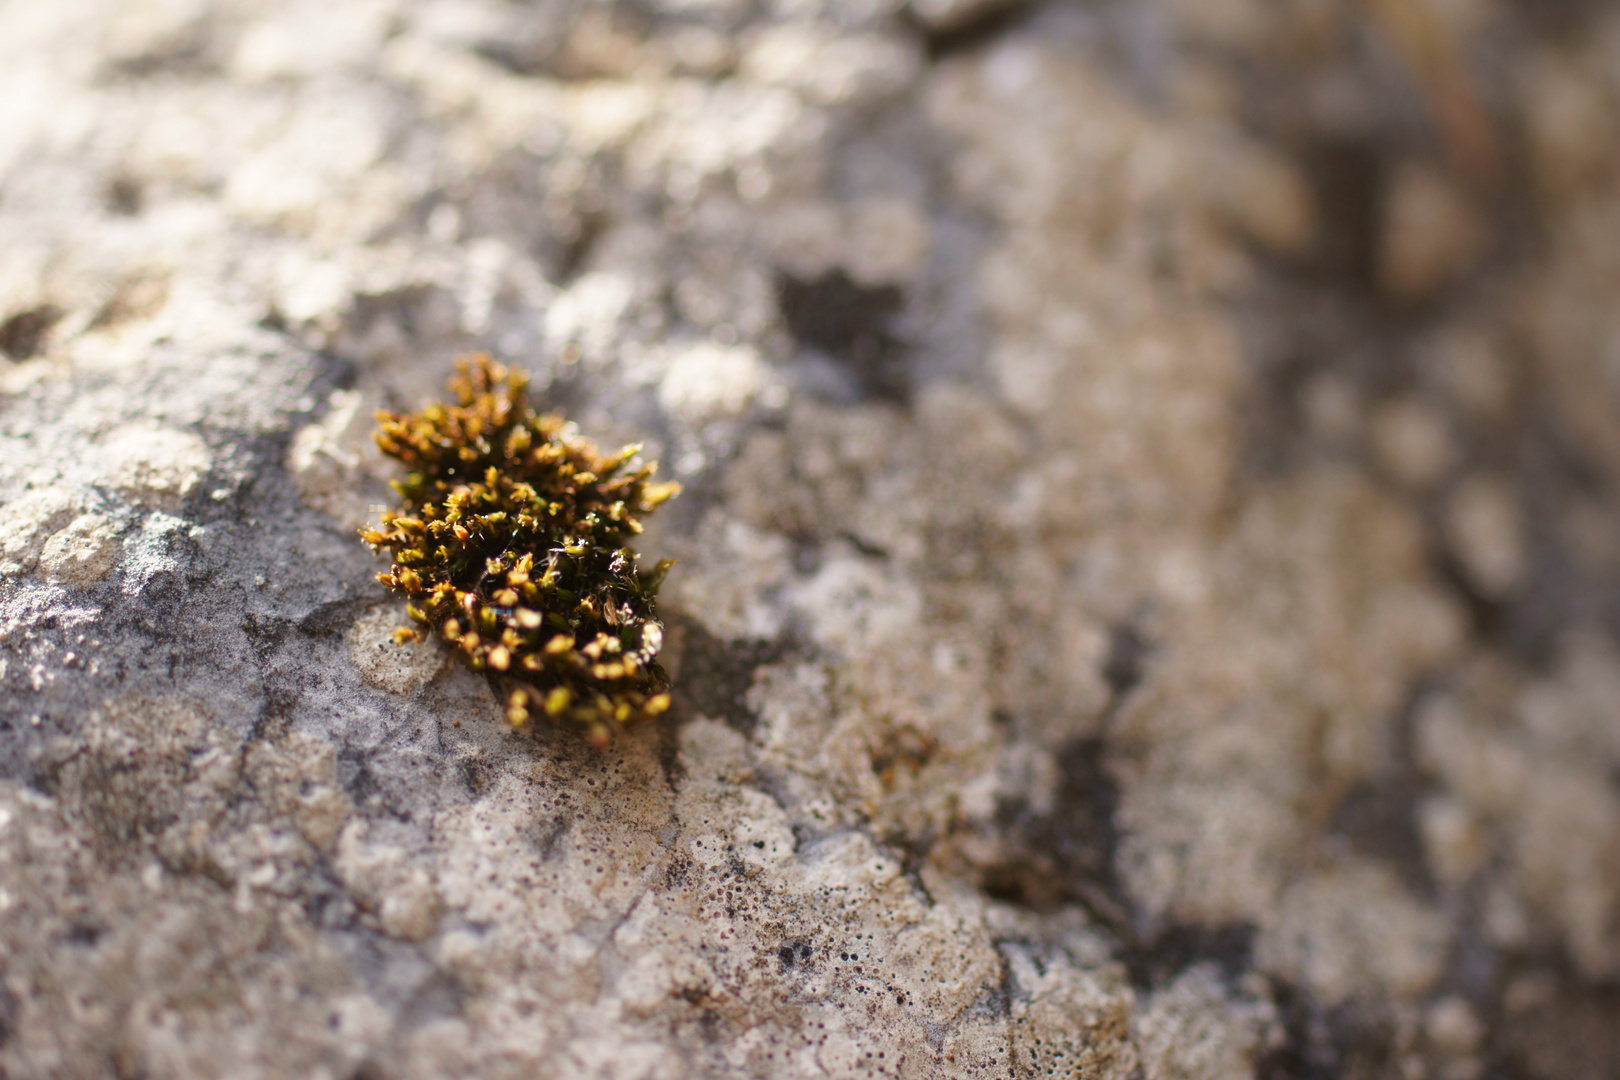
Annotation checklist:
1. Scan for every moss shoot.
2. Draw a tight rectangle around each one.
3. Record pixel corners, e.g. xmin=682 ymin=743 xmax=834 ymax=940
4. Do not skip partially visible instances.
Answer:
xmin=362 ymin=355 xmax=680 ymax=747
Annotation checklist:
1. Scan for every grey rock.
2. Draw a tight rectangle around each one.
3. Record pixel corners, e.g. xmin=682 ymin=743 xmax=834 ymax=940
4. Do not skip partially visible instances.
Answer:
xmin=4 ymin=2 xmax=1620 ymax=1079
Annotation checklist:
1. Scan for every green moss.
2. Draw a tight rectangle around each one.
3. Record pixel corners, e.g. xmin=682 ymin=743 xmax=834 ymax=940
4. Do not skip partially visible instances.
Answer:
xmin=362 ymin=354 xmax=679 ymax=746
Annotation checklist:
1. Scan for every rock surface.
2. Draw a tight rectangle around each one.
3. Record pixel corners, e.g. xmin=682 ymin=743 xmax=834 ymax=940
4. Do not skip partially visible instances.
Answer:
xmin=3 ymin=1 xmax=1620 ymax=1078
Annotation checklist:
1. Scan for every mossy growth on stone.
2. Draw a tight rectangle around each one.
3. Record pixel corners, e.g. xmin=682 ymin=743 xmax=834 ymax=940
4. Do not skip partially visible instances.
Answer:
xmin=362 ymin=354 xmax=680 ymax=746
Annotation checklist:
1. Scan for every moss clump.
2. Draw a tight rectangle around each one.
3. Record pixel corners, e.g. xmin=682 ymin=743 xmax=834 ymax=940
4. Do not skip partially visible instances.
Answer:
xmin=361 ymin=354 xmax=680 ymax=746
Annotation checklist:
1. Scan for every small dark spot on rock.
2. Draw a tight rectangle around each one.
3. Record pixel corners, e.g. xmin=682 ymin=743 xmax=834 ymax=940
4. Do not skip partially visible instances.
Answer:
xmin=1329 ymin=777 xmax=1434 ymax=896
xmin=1122 ymin=922 xmax=1256 ymax=991
xmin=0 ymin=304 xmax=63 ymax=361
xmin=459 ymin=756 xmax=489 ymax=795
xmin=552 ymin=208 xmax=607 ymax=283
xmin=337 ymin=746 xmax=380 ymax=806
xmin=64 ymin=921 xmax=104 ymax=947
xmin=251 ymin=685 xmax=300 ymax=744
xmin=0 ymin=981 xmax=19 ymax=1047
xmin=980 ymin=736 xmax=1123 ymax=917
xmin=667 ymin=616 xmax=785 ymax=733
xmin=1300 ymin=138 xmax=1386 ymax=294
xmin=777 ymin=937 xmax=814 ymax=973
xmin=778 ymin=269 xmax=908 ymax=402
xmin=1102 ymin=620 xmax=1152 ymax=699
xmin=1256 ymin=977 xmax=1397 ymax=1080
xmin=917 ymin=0 xmax=1033 ymax=61
xmin=529 ymin=815 xmax=571 ymax=860
xmin=105 ymin=175 xmax=144 ymax=215
xmin=664 ymin=853 xmax=694 ymax=889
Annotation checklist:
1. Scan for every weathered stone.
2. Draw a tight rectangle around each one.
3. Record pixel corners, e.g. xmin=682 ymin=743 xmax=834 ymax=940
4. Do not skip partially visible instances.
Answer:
xmin=4 ymin=1 xmax=1620 ymax=1078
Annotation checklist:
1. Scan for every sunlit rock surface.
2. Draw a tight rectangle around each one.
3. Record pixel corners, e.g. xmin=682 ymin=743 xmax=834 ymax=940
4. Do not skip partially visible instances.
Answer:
xmin=4 ymin=1 xmax=1620 ymax=1077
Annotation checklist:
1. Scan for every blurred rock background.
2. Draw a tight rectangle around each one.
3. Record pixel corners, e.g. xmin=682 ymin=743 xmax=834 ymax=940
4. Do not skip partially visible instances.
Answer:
xmin=2 ymin=0 xmax=1620 ymax=1077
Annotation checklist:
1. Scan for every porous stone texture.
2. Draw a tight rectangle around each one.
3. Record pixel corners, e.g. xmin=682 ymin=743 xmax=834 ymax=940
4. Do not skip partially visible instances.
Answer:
xmin=3 ymin=1 xmax=1620 ymax=1078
